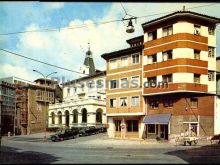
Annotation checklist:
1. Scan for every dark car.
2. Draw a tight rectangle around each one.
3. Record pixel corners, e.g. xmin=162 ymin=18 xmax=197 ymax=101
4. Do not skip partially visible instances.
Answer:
xmin=50 ymin=128 xmax=79 ymax=142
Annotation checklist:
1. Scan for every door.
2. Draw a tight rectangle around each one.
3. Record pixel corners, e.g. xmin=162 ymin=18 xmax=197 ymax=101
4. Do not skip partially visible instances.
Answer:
xmin=160 ymin=124 xmax=168 ymax=140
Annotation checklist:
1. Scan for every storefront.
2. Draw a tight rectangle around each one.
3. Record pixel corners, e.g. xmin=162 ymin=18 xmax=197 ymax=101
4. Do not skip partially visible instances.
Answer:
xmin=143 ymin=113 xmax=171 ymax=140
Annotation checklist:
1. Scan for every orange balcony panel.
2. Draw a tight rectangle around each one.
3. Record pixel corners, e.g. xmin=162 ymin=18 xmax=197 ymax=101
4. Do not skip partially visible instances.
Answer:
xmin=143 ymin=83 xmax=208 ymax=95
xmin=144 ymin=33 xmax=208 ymax=48
xmin=144 ymin=58 xmax=208 ymax=71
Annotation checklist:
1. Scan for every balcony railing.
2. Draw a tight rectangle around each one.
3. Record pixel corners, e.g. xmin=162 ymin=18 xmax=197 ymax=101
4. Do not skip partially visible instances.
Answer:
xmin=49 ymin=98 xmax=106 ymax=109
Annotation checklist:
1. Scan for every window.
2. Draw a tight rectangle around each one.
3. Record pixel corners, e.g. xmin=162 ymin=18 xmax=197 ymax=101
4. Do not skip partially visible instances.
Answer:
xmin=131 ymin=96 xmax=139 ymax=107
xmin=120 ymin=97 xmax=127 ymax=107
xmin=191 ymin=98 xmax=198 ymax=108
xmin=110 ymin=98 xmax=116 ymax=108
xmin=110 ymin=80 xmax=118 ymax=89
xmin=148 ymin=76 xmax=157 ymax=86
xmin=132 ymin=53 xmax=140 ymax=64
xmin=148 ymin=54 xmax=157 ymax=64
xmin=126 ymin=120 xmax=138 ymax=132
xmin=131 ymin=76 xmax=140 ymax=88
xmin=194 ymin=74 xmax=200 ymax=83
xmin=208 ymin=47 xmax=215 ymax=58
xmin=194 ymin=50 xmax=200 ymax=60
xmin=147 ymin=124 xmax=156 ymax=133
xmin=162 ymin=74 xmax=173 ymax=83
xmin=162 ymin=50 xmax=172 ymax=61
xmin=121 ymin=56 xmax=128 ymax=67
xmin=67 ymin=88 xmax=70 ymax=96
xmin=194 ymin=25 xmax=201 ymax=35
xmin=109 ymin=59 xmax=117 ymax=69
xmin=120 ymin=78 xmax=128 ymax=88
xmin=163 ymin=26 xmax=173 ymax=37
xmin=208 ymin=27 xmax=215 ymax=35
xmin=150 ymin=100 xmax=159 ymax=109
xmin=163 ymin=100 xmax=173 ymax=108
xmin=148 ymin=30 xmax=157 ymax=41
xmin=208 ymin=71 xmax=215 ymax=81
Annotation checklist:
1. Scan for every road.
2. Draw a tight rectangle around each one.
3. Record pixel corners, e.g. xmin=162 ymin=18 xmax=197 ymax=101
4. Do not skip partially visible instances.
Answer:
xmin=1 ymin=133 xmax=220 ymax=164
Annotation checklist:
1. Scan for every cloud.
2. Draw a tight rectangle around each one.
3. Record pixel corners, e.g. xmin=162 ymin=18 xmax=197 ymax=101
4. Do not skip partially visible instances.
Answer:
xmin=1 ymin=2 xmax=220 ymax=83
xmin=42 ymin=2 xmax=65 ymax=10
xmin=0 ymin=64 xmax=35 ymax=81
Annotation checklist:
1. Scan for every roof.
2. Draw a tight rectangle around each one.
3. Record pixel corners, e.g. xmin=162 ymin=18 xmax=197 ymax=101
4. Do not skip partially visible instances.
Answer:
xmin=143 ymin=113 xmax=171 ymax=124
xmin=101 ymin=45 xmax=143 ymax=60
xmin=142 ymin=10 xmax=220 ymax=30
xmin=126 ymin=35 xmax=144 ymax=45
xmin=63 ymin=70 xmax=106 ymax=86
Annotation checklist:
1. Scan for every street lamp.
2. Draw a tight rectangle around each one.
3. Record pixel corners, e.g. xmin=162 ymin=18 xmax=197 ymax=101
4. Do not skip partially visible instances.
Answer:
xmin=33 ymin=70 xmax=57 ymax=141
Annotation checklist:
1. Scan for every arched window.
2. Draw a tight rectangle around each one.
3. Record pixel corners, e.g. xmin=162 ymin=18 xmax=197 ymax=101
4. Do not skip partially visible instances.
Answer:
xmin=73 ymin=110 xmax=78 ymax=123
xmin=96 ymin=109 xmax=103 ymax=123
xmin=57 ymin=111 xmax=62 ymax=125
xmin=82 ymin=108 xmax=87 ymax=123
xmin=51 ymin=112 xmax=55 ymax=124
xmin=65 ymin=110 xmax=70 ymax=127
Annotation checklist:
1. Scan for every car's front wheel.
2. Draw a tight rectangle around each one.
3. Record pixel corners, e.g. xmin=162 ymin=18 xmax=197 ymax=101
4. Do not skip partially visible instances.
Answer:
xmin=51 ymin=136 xmax=57 ymax=142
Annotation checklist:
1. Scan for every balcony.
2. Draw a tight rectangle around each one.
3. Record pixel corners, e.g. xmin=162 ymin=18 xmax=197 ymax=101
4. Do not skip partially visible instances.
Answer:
xmin=49 ymin=98 xmax=106 ymax=109
xmin=144 ymin=58 xmax=208 ymax=72
xmin=143 ymin=83 xmax=208 ymax=95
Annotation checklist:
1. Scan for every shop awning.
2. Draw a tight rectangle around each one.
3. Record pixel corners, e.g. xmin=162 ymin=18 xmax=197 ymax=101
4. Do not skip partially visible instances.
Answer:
xmin=143 ymin=113 xmax=171 ymax=124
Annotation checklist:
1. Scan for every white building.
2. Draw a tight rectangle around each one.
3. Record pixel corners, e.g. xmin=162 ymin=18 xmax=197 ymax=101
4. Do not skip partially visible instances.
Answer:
xmin=48 ymin=47 xmax=107 ymax=129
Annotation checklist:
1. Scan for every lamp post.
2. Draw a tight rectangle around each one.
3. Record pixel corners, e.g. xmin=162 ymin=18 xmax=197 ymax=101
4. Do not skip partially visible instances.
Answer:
xmin=33 ymin=70 xmax=57 ymax=141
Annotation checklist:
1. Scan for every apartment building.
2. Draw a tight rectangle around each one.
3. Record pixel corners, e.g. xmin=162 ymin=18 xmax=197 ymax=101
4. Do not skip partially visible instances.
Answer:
xmin=48 ymin=47 xmax=107 ymax=129
xmin=0 ymin=76 xmax=57 ymax=135
xmin=142 ymin=10 xmax=220 ymax=140
xmin=0 ymin=80 xmax=16 ymax=135
xmin=102 ymin=10 xmax=220 ymax=140
xmin=101 ymin=36 xmax=145 ymax=138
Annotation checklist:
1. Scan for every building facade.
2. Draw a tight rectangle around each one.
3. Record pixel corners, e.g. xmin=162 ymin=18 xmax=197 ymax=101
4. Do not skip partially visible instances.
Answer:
xmin=48 ymin=47 xmax=107 ymax=129
xmin=0 ymin=76 xmax=57 ymax=135
xmin=101 ymin=36 xmax=145 ymax=138
xmin=0 ymin=81 xmax=16 ymax=135
xmin=102 ymin=10 xmax=220 ymax=140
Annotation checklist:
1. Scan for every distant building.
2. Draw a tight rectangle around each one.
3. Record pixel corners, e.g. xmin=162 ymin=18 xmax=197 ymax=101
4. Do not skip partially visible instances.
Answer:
xmin=0 ymin=76 xmax=60 ymax=135
xmin=0 ymin=80 xmax=16 ymax=135
xmin=48 ymin=46 xmax=107 ymax=129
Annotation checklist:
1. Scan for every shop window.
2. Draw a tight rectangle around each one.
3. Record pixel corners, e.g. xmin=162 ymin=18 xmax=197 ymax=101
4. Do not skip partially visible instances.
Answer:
xmin=147 ymin=124 xmax=156 ymax=133
xmin=126 ymin=120 xmax=138 ymax=132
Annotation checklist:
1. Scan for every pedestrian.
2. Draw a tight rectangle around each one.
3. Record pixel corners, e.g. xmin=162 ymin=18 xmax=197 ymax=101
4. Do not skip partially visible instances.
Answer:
xmin=120 ymin=123 xmax=126 ymax=139
xmin=184 ymin=129 xmax=189 ymax=137
xmin=191 ymin=128 xmax=197 ymax=137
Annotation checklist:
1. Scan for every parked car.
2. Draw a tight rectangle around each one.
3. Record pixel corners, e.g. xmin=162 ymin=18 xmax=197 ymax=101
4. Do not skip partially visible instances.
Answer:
xmin=50 ymin=128 xmax=79 ymax=142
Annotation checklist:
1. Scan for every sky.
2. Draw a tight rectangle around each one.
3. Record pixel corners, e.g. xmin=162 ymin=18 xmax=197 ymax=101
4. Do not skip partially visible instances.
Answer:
xmin=0 ymin=2 xmax=220 ymax=84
